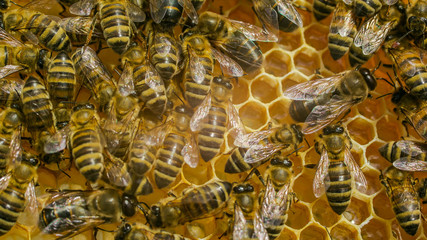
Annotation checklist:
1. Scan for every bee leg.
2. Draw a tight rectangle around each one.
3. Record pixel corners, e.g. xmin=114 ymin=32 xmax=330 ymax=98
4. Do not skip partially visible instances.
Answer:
xmin=392 ymin=227 xmax=404 ymax=240
xmin=246 ymin=168 xmax=265 ymax=186
xmin=57 ymin=162 xmax=71 ymax=178
xmin=58 ymin=2 xmax=67 ymax=17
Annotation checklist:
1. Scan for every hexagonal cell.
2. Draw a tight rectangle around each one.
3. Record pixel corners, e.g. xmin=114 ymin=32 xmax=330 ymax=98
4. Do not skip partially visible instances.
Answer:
xmin=361 ymin=218 xmax=390 ymax=240
xmin=331 ymin=222 xmax=358 ymax=240
xmin=304 ymin=24 xmax=329 ymax=50
xmin=376 ymin=115 xmax=404 ymax=142
xmin=363 ymin=168 xmax=383 ymax=195
xmin=294 ymin=48 xmax=321 ymax=76
xmin=322 ymin=51 xmax=349 ymax=73
xmin=182 ymin=160 xmax=214 ymax=185
xmin=264 ymin=50 xmax=292 ymax=77
xmin=351 ymin=149 xmax=364 ymax=168
xmin=259 ymin=42 xmax=276 ymax=53
xmin=285 ymin=202 xmax=311 ymax=229
xmin=251 ymin=75 xmax=280 ymax=103
xmin=293 ymin=171 xmax=317 ymax=203
xmin=373 ymin=190 xmax=395 ymax=220
xmin=366 ymin=141 xmax=392 ymax=171
xmin=232 ymin=79 xmax=250 ymax=104
xmin=239 ymin=101 xmax=268 ymax=130
xmin=358 ymin=97 xmax=386 ymax=120
xmin=312 ymin=199 xmax=340 ymax=227
xmin=268 ymin=99 xmax=291 ymax=124
xmin=347 ymin=118 xmax=375 ymax=145
xmin=343 ymin=197 xmax=370 ymax=225
xmin=300 ymin=224 xmax=328 ymax=240
xmin=281 ymin=72 xmax=309 ymax=92
xmin=278 ymin=227 xmax=298 ymax=240
xmin=303 ymin=147 xmax=319 ymax=166
xmin=228 ymin=5 xmax=256 ymax=24
xmin=278 ymin=31 xmax=303 ymax=51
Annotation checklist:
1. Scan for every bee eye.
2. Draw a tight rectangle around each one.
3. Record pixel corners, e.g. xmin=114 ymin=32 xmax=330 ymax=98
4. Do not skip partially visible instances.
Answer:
xmin=233 ymin=185 xmax=245 ymax=193
xmin=123 ymin=223 xmax=132 ymax=234
xmin=283 ymin=159 xmax=293 ymax=167
xmin=271 ymin=157 xmax=280 ymax=165
xmin=246 ymin=185 xmax=254 ymax=192
xmin=336 ymin=127 xmax=344 ymax=133
xmin=151 ymin=206 xmax=160 ymax=216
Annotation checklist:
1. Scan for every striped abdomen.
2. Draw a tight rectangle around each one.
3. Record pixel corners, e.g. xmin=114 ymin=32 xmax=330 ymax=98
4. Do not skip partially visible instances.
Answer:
xmin=133 ymin=64 xmax=167 ymax=115
xmin=198 ymin=105 xmax=227 ymax=162
xmin=225 ymin=147 xmax=259 ymax=173
xmin=47 ymin=52 xmax=76 ymax=105
xmin=412 ymin=105 xmax=427 ymax=140
xmin=99 ymin=2 xmax=131 ymax=54
xmin=0 ymin=182 xmax=27 ymax=235
xmin=275 ymin=3 xmax=298 ymax=32
xmin=125 ymin=174 xmax=153 ymax=196
xmin=128 ymin=137 xmax=156 ymax=176
xmin=180 ymin=181 xmax=232 ymax=222
xmin=264 ymin=214 xmax=286 ymax=239
xmin=26 ymin=12 xmax=71 ymax=52
xmin=22 ymin=76 xmax=55 ymax=134
xmin=349 ymin=43 xmax=374 ymax=67
xmin=353 ymin=0 xmax=382 ymax=17
xmin=325 ymin=161 xmax=352 ymax=215
xmin=161 ymin=0 xmax=183 ymax=26
xmin=328 ymin=6 xmax=357 ymax=60
xmin=0 ymin=137 xmax=11 ymax=177
xmin=396 ymin=52 xmax=427 ymax=100
xmin=154 ymin=133 xmax=185 ymax=189
xmin=313 ymin=0 xmax=337 ymax=21
xmin=379 ymin=141 xmax=427 ymax=163
xmin=390 ymin=184 xmax=421 ymax=236
xmin=184 ymin=56 xmax=213 ymax=109
xmin=71 ymin=127 xmax=104 ymax=183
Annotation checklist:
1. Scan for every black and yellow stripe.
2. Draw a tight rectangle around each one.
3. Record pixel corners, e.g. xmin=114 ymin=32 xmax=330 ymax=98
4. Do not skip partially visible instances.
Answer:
xmin=313 ymin=0 xmax=337 ymax=21
xmin=47 ymin=51 xmax=76 ymax=105
xmin=128 ymin=134 xmax=156 ymax=177
xmin=161 ymin=0 xmax=184 ymax=26
xmin=328 ymin=3 xmax=356 ymax=60
xmin=274 ymin=1 xmax=299 ymax=32
xmin=198 ymin=105 xmax=227 ymax=162
xmin=379 ymin=141 xmax=427 ymax=164
xmin=348 ymin=42 xmax=374 ymax=67
xmin=0 ymin=108 xmax=23 ymax=177
xmin=325 ymin=161 xmax=352 ymax=215
xmin=354 ymin=0 xmax=382 ymax=17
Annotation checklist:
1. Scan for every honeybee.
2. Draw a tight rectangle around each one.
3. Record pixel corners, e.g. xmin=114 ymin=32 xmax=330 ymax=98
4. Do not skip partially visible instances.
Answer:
xmin=146 ymin=180 xmax=233 ymax=228
xmin=70 ymin=0 xmax=146 ymax=54
xmin=47 ymin=51 xmax=77 ymax=106
xmin=313 ymin=124 xmax=367 ymax=215
xmin=328 ymin=1 xmax=357 ymax=60
xmin=225 ymin=124 xmax=303 ymax=173
xmin=380 ymin=166 xmax=421 ymax=236
xmin=353 ymin=0 xmax=382 ymax=17
xmin=283 ymin=68 xmax=377 ymax=134
xmin=379 ymin=140 xmax=427 ymax=171
xmin=0 ymin=152 xmax=40 ymax=236
xmin=264 ymin=151 xmax=294 ymax=192
xmin=0 ymin=79 xmax=23 ymax=109
xmin=58 ymin=16 xmax=103 ymax=46
xmin=121 ymin=41 xmax=147 ymax=68
xmin=115 ymin=222 xmax=190 ymax=240
xmin=406 ymin=0 xmax=427 ymax=49
xmin=39 ymin=189 xmax=140 ymax=239
xmin=149 ymin=0 xmax=199 ymax=27
xmin=190 ymin=76 xmax=242 ymax=162
xmin=312 ymin=0 xmax=337 ymax=21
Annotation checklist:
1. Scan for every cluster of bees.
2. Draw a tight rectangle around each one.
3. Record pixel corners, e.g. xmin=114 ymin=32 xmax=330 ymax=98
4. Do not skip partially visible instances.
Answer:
xmin=0 ymin=0 xmax=424 ymax=239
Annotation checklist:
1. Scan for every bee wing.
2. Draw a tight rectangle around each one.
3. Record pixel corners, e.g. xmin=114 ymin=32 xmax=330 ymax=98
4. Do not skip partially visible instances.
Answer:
xmin=344 ymin=147 xmax=367 ymax=193
xmin=126 ymin=2 xmax=146 ymax=23
xmin=383 ymin=0 xmax=398 ymax=5
xmin=190 ymin=93 xmax=212 ymax=132
xmin=393 ymin=158 xmax=427 ymax=171
xmin=42 ymin=216 xmax=106 ymax=239
xmin=69 ymin=0 xmax=96 ymax=16
xmin=395 ymin=140 xmax=427 ymax=158
xmin=392 ymin=140 xmax=427 ymax=171
xmin=227 ymin=101 xmax=246 ymax=141
xmin=182 ymin=134 xmax=200 ymax=168
xmin=104 ymin=155 xmax=131 ymax=187
xmin=118 ymin=62 xmax=136 ymax=96
xmin=0 ymin=65 xmax=25 ymax=80
xmin=145 ymin=120 xmax=174 ymax=146
xmin=149 ymin=0 xmax=168 ymax=24
xmin=313 ymin=148 xmax=329 ymax=198
xmin=276 ymin=0 xmax=303 ymax=28
xmin=0 ymin=173 xmax=11 ymax=192
xmin=283 ymin=72 xmax=345 ymax=100
xmin=261 ymin=180 xmax=289 ymax=222
xmin=154 ymin=35 xmax=173 ymax=58
xmin=354 ymin=15 xmax=393 ymax=55
xmin=58 ymin=17 xmax=103 ymax=37
xmin=178 ymin=0 xmax=199 ymax=24
xmin=253 ymin=211 xmax=269 ymax=240
xmin=81 ymin=46 xmax=114 ymax=87
xmin=188 ymin=47 xmax=206 ymax=84
xmin=21 ymin=0 xmax=55 ymax=10
xmin=233 ymin=205 xmax=248 ymax=240
xmin=342 ymin=0 xmax=353 ymax=4
xmin=43 ymin=125 xmax=71 ymax=154
xmin=244 ymin=142 xmax=286 ymax=164
xmin=211 ymin=48 xmax=244 ymax=77
xmin=8 ymin=129 xmax=22 ymax=166
xmin=252 ymin=0 xmax=280 ymax=37
xmin=0 ymin=28 xmax=24 ymax=47
xmin=234 ymin=128 xmax=277 ymax=148
xmin=228 ymin=19 xmax=278 ymax=42
xmin=144 ymin=62 xmax=165 ymax=93
xmin=330 ymin=2 xmax=355 ymax=37
xmin=302 ymin=96 xmax=354 ymax=135
xmin=19 ymin=181 xmax=39 ymax=227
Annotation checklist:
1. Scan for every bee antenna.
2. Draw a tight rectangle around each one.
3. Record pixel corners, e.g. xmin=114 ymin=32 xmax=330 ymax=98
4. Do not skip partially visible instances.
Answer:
xmin=376 ymin=77 xmax=394 ymax=88
xmin=57 ymin=162 xmax=71 ymax=178
xmin=372 ymin=61 xmax=382 ymax=74
xmin=10 ymin=1 xmax=23 ymax=7
xmin=286 ymin=145 xmax=304 ymax=157
xmin=375 ymin=92 xmax=393 ymax=99
xmin=304 ymin=137 xmax=310 ymax=148
xmin=354 ymin=64 xmax=361 ymax=71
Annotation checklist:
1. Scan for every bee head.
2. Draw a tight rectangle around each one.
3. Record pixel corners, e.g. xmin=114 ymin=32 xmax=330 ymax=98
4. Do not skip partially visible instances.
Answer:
xmin=359 ymin=68 xmax=377 ymax=91
xmin=271 ymin=157 xmax=293 ymax=168
xmin=408 ymin=16 xmax=426 ymax=36
xmin=323 ymin=125 xmax=344 ymax=135
xmin=122 ymin=194 xmax=137 ymax=217
xmin=115 ymin=223 xmax=132 ymax=240
xmin=0 ymin=1 xmax=7 ymax=11
xmin=148 ymin=205 xmax=163 ymax=228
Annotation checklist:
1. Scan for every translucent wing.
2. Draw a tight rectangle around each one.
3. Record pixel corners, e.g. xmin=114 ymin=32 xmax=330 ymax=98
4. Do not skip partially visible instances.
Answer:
xmin=0 ymin=65 xmax=25 ymax=79
xmin=0 ymin=174 xmax=11 ymax=191
xmin=234 ymin=128 xmax=277 ymax=148
xmin=313 ymin=148 xmax=329 ymax=198
xmin=354 ymin=15 xmax=394 ymax=55
xmin=252 ymin=0 xmax=280 ymax=37
xmin=211 ymin=48 xmax=244 ymax=77
xmin=178 ymin=0 xmax=198 ymax=24
xmin=182 ymin=134 xmax=200 ymax=168
xmin=244 ymin=142 xmax=286 ymax=164
xmin=0 ymin=28 xmax=24 ymax=47
xmin=80 ymin=46 xmax=115 ymax=88
xmin=104 ymin=155 xmax=131 ymax=187
xmin=213 ymin=43 xmax=262 ymax=74
xmin=8 ymin=129 xmax=22 ymax=166
xmin=126 ymin=2 xmax=146 ymax=23
xmin=118 ymin=62 xmax=136 ymax=96
xmin=344 ymin=147 xmax=367 ymax=193
xmin=149 ymin=0 xmax=167 ymax=24
xmin=383 ymin=0 xmax=398 ymax=5
xmin=44 ymin=125 xmax=71 ymax=154
xmin=188 ymin=47 xmax=206 ymax=84
xmin=253 ymin=212 xmax=269 ymax=240
xmin=18 ymin=181 xmax=39 ymax=227
xmin=69 ymin=0 xmax=95 ymax=16
xmin=22 ymin=0 xmax=55 ymax=11
xmin=261 ymin=180 xmax=289 ymax=223
xmin=277 ymin=0 xmax=303 ymax=28
xmin=58 ymin=17 xmax=102 ymax=37
xmin=21 ymin=31 xmax=39 ymax=45
xmin=330 ymin=2 xmax=355 ymax=37
xmin=145 ymin=120 xmax=174 ymax=146
xmin=395 ymin=140 xmax=427 ymax=159
xmin=190 ymin=93 xmax=212 ymax=132
xmin=227 ymin=101 xmax=246 ymax=140
xmin=145 ymin=62 xmax=165 ymax=93
xmin=283 ymin=72 xmax=346 ymax=100
xmin=229 ymin=19 xmax=278 ymax=42
xmin=394 ymin=158 xmax=427 ymax=171
xmin=343 ymin=0 xmax=353 ymax=4
xmin=233 ymin=205 xmax=247 ymax=240
xmin=392 ymin=140 xmax=427 ymax=171
xmin=154 ymin=35 xmax=172 ymax=58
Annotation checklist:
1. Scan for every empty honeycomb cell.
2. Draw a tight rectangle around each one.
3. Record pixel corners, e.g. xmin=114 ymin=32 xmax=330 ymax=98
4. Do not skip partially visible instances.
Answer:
xmin=239 ymin=101 xmax=268 ymax=130
xmin=278 ymin=227 xmax=298 ymax=240
xmin=228 ymin=4 xmax=256 ymax=24
xmin=293 ymin=48 xmax=321 ymax=76
xmin=290 ymin=154 xmax=304 ymax=176
xmin=361 ymin=218 xmax=390 ymax=240
xmin=351 ymin=149 xmax=364 ymax=168
xmin=304 ymin=24 xmax=328 ymax=50
xmin=285 ymin=202 xmax=311 ymax=230
xmin=321 ymin=51 xmax=349 ymax=74
xmin=376 ymin=115 xmax=404 ymax=141
xmin=232 ymin=78 xmax=250 ymax=104
xmin=300 ymin=224 xmax=328 ymax=240
xmin=330 ymin=222 xmax=359 ymax=240
xmin=347 ymin=118 xmax=375 ymax=145
xmin=312 ymin=199 xmax=340 ymax=227
xmin=268 ymin=99 xmax=292 ymax=124
xmin=343 ymin=197 xmax=370 ymax=225
xmin=363 ymin=169 xmax=383 ymax=195
xmin=358 ymin=97 xmax=386 ymax=120
xmin=251 ymin=75 xmax=280 ymax=103
xmin=293 ymin=171 xmax=317 ymax=203
xmin=373 ymin=190 xmax=395 ymax=220
xmin=264 ymin=50 xmax=292 ymax=77
xmin=182 ymin=160 xmax=214 ymax=185
xmin=281 ymin=72 xmax=310 ymax=92
xmin=366 ymin=141 xmax=391 ymax=170
xmin=278 ymin=31 xmax=303 ymax=51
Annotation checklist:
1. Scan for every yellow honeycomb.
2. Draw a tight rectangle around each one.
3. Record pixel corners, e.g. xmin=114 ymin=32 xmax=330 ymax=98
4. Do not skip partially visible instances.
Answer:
xmin=3 ymin=0 xmax=427 ymax=239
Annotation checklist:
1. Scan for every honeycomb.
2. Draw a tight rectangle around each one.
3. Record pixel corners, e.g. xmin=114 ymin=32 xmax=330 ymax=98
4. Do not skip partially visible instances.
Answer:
xmin=3 ymin=0 xmax=427 ymax=239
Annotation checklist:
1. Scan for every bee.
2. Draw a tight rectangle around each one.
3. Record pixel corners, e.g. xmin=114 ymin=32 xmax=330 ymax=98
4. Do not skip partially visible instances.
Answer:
xmin=406 ymin=0 xmax=427 ymax=49
xmin=380 ymin=166 xmax=421 ymax=236
xmin=349 ymin=4 xmax=403 ymax=67
xmin=58 ymin=16 xmax=103 ymax=46
xmin=312 ymin=0 xmax=337 ymax=21
xmin=328 ymin=1 xmax=357 ymax=60
xmin=0 ymin=152 xmax=40 ymax=236
xmin=148 ymin=0 xmax=199 ymax=27
xmin=39 ymin=189 xmax=140 ymax=239
xmin=147 ymin=180 xmax=232 ymax=228
xmin=225 ymin=124 xmax=303 ymax=173
xmin=0 ymin=79 xmax=23 ymax=109
xmin=264 ymin=152 xmax=294 ymax=192
xmin=353 ymin=0 xmax=382 ymax=17
xmin=190 ymin=76 xmax=242 ymax=162
xmin=121 ymin=41 xmax=147 ymax=68
xmin=70 ymin=0 xmax=146 ymax=54
xmin=252 ymin=0 xmax=303 ymax=35
xmin=313 ymin=124 xmax=367 ymax=215
xmin=283 ymin=68 xmax=377 ymax=134
xmin=115 ymin=222 xmax=190 ymax=240
xmin=47 ymin=51 xmax=77 ymax=106
xmin=379 ymin=140 xmax=427 ymax=171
